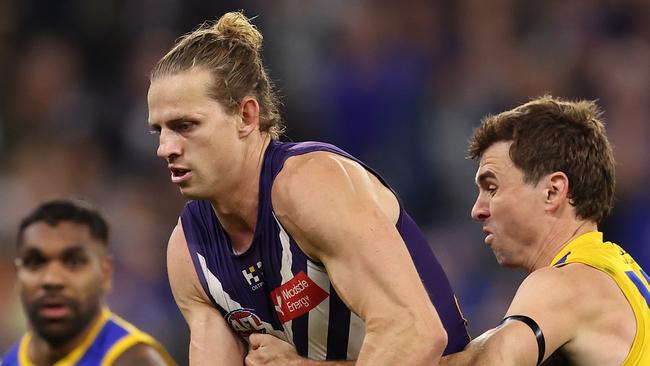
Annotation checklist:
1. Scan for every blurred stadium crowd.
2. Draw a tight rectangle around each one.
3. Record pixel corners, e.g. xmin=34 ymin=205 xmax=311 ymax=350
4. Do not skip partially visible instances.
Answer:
xmin=0 ymin=0 xmax=649 ymax=362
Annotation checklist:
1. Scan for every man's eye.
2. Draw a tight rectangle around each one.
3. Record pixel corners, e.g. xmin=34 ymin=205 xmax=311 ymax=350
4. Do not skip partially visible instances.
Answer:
xmin=22 ymin=256 xmax=45 ymax=270
xmin=63 ymin=256 xmax=87 ymax=269
xmin=177 ymin=122 xmax=194 ymax=131
xmin=149 ymin=126 xmax=161 ymax=135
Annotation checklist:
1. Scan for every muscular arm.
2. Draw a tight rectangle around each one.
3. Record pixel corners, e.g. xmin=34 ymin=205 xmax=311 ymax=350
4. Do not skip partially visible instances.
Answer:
xmin=441 ymin=264 xmax=634 ymax=366
xmin=167 ymin=222 xmax=247 ymax=366
xmin=270 ymin=152 xmax=446 ymax=366
xmin=113 ymin=343 xmax=174 ymax=366
xmin=441 ymin=269 xmax=576 ymax=366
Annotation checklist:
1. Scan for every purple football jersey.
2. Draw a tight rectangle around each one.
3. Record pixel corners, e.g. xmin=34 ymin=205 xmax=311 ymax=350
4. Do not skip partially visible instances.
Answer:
xmin=180 ymin=140 xmax=469 ymax=360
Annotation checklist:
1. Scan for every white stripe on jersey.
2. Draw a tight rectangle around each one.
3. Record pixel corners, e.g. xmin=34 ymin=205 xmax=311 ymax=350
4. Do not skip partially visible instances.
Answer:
xmin=197 ymin=253 xmax=242 ymax=311
xmin=197 ymin=253 xmax=285 ymax=339
xmin=273 ymin=213 xmax=295 ymax=285
xmin=274 ymin=213 xmax=295 ymax=342
xmin=307 ymin=260 xmax=330 ymax=360
xmin=347 ymin=312 xmax=365 ymax=358
xmin=271 ymin=214 xmax=366 ymax=360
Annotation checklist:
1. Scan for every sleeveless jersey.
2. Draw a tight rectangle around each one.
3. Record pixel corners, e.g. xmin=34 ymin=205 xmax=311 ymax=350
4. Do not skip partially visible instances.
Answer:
xmin=181 ymin=140 xmax=470 ymax=360
xmin=1 ymin=308 xmax=175 ymax=366
xmin=550 ymin=231 xmax=650 ymax=365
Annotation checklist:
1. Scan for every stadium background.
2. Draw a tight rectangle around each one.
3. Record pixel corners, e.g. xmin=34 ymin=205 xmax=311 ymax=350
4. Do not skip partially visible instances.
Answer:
xmin=0 ymin=0 xmax=648 ymax=362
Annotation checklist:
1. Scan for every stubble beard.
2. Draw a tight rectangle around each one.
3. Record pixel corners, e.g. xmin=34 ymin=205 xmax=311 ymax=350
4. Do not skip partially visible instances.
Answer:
xmin=26 ymin=297 xmax=101 ymax=346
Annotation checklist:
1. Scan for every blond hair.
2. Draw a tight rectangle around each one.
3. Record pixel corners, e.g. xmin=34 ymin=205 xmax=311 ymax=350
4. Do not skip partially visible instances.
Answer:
xmin=151 ymin=12 xmax=284 ymax=139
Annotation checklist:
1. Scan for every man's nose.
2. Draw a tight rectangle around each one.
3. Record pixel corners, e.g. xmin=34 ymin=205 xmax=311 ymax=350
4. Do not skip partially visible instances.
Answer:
xmin=157 ymin=130 xmax=181 ymax=161
xmin=471 ymin=194 xmax=489 ymax=222
xmin=41 ymin=262 xmax=66 ymax=291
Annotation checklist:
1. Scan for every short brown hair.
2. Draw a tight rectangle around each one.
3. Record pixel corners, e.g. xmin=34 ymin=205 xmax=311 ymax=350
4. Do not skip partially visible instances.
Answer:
xmin=468 ymin=95 xmax=615 ymax=223
xmin=151 ymin=11 xmax=284 ymax=139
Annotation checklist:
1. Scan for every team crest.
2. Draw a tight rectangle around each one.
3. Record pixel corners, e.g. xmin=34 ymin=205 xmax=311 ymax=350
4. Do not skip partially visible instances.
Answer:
xmin=226 ymin=308 xmax=271 ymax=337
xmin=242 ymin=261 xmax=264 ymax=290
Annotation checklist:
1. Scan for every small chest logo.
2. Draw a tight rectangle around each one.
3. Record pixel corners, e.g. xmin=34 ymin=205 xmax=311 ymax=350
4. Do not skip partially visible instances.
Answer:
xmin=242 ymin=261 xmax=264 ymax=291
xmin=226 ymin=308 xmax=268 ymax=337
xmin=271 ymin=271 xmax=329 ymax=324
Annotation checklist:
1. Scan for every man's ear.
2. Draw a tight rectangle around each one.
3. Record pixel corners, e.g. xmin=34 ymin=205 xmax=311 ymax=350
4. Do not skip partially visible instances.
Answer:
xmin=101 ymin=254 xmax=114 ymax=294
xmin=238 ymin=96 xmax=260 ymax=137
xmin=544 ymin=171 xmax=570 ymax=212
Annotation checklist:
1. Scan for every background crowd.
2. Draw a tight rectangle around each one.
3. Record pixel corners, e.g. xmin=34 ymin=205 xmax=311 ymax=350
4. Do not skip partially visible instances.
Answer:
xmin=0 ymin=0 xmax=649 ymax=361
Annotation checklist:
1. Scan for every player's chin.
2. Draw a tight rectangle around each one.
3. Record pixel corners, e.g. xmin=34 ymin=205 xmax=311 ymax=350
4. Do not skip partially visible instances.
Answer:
xmin=494 ymin=254 xmax=518 ymax=268
xmin=32 ymin=318 xmax=79 ymax=343
xmin=492 ymin=250 xmax=511 ymax=267
xmin=178 ymin=185 xmax=207 ymax=200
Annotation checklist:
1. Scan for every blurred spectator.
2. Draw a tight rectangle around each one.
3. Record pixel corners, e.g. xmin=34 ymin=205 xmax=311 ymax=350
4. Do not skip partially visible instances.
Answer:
xmin=1 ymin=0 xmax=648 ymax=357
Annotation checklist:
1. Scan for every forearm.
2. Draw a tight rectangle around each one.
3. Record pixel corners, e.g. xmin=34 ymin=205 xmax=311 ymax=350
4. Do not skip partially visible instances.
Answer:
xmin=188 ymin=322 xmax=246 ymax=366
xmin=440 ymin=339 xmax=484 ymax=366
xmin=190 ymin=342 xmax=245 ymax=366
xmin=355 ymin=322 xmax=447 ymax=366
xmin=285 ymin=357 xmax=355 ymax=366
xmin=440 ymin=327 xmax=533 ymax=366
xmin=276 ymin=326 xmax=444 ymax=366
xmin=315 ymin=361 xmax=355 ymax=365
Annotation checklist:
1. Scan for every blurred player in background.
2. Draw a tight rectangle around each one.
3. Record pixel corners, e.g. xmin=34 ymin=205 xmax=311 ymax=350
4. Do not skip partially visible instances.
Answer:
xmin=147 ymin=11 xmax=469 ymax=366
xmin=442 ymin=96 xmax=650 ymax=365
xmin=1 ymin=200 xmax=176 ymax=366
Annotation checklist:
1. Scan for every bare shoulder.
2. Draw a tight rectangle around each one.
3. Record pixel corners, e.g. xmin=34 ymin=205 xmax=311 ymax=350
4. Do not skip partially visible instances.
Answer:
xmin=509 ymin=264 xmax=614 ymax=318
xmin=444 ymin=264 xmax=636 ymax=365
xmin=272 ymin=152 xmax=367 ymax=206
xmin=280 ymin=151 xmax=362 ymax=177
xmin=508 ymin=263 xmax=635 ymax=360
xmin=272 ymin=151 xmax=392 ymax=216
xmin=270 ymin=151 xmax=397 ymax=259
xmin=113 ymin=343 xmax=174 ymax=366
xmin=522 ymin=263 xmax=628 ymax=312
xmin=166 ymin=220 xmax=210 ymax=308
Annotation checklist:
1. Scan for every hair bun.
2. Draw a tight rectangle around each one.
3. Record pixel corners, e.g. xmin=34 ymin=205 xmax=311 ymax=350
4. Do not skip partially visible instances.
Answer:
xmin=213 ymin=12 xmax=263 ymax=51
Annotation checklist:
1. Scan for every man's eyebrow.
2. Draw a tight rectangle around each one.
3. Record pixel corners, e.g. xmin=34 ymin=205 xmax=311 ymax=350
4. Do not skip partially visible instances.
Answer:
xmin=19 ymin=244 xmax=86 ymax=257
xmin=20 ymin=246 xmax=45 ymax=257
xmin=476 ymin=170 xmax=496 ymax=186
xmin=155 ymin=116 xmax=197 ymax=126
xmin=61 ymin=245 xmax=87 ymax=257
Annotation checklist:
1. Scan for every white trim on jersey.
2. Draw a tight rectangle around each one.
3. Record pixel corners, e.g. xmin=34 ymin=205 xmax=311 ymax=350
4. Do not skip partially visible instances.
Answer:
xmin=197 ymin=253 xmax=285 ymax=339
xmin=274 ymin=212 xmax=295 ymax=343
xmin=307 ymin=260 xmax=331 ymax=360
xmin=198 ymin=253 xmax=242 ymax=311
xmin=274 ymin=213 xmax=295 ymax=285
xmin=347 ymin=312 xmax=365 ymax=358
xmin=272 ymin=213 xmax=366 ymax=361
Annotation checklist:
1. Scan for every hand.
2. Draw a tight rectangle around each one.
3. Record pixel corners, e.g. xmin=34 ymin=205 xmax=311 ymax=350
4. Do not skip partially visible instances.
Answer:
xmin=245 ymin=333 xmax=304 ymax=366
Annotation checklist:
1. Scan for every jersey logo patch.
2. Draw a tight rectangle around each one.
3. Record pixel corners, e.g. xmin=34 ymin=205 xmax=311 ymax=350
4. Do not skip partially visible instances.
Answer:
xmin=242 ymin=261 xmax=264 ymax=291
xmin=226 ymin=308 xmax=273 ymax=337
xmin=271 ymin=271 xmax=329 ymax=323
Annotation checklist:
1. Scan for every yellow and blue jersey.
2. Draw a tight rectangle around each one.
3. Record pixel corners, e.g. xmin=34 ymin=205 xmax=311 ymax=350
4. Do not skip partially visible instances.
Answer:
xmin=1 ymin=308 xmax=175 ymax=366
xmin=551 ymin=231 xmax=650 ymax=365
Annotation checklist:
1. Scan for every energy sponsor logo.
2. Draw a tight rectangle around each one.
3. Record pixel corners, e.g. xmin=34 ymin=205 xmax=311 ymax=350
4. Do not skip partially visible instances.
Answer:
xmin=271 ymin=271 xmax=328 ymax=323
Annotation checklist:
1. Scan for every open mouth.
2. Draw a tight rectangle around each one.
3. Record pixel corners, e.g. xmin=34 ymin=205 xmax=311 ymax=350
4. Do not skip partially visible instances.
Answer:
xmin=482 ymin=228 xmax=494 ymax=245
xmin=39 ymin=304 xmax=72 ymax=319
xmin=171 ymin=168 xmax=190 ymax=178
xmin=36 ymin=298 xmax=73 ymax=320
xmin=169 ymin=166 xmax=192 ymax=184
